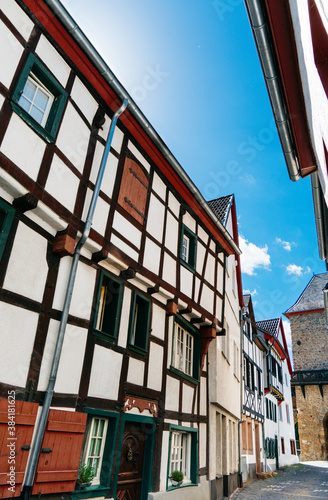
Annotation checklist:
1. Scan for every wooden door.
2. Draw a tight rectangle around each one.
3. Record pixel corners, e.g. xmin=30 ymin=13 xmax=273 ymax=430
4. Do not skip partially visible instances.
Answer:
xmin=32 ymin=409 xmax=87 ymax=495
xmin=116 ymin=421 xmax=146 ymax=500
xmin=255 ymin=424 xmax=261 ymax=473
xmin=0 ymin=399 xmax=39 ymax=498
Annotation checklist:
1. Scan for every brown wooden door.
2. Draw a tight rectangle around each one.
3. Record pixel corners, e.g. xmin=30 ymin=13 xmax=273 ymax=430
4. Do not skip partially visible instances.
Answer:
xmin=32 ymin=409 xmax=87 ymax=495
xmin=116 ymin=421 xmax=146 ymax=500
xmin=0 ymin=398 xmax=39 ymax=499
xmin=255 ymin=424 xmax=261 ymax=473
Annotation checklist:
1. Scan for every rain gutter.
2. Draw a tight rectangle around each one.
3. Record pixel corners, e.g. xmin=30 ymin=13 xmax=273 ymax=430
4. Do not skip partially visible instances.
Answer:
xmin=311 ymin=172 xmax=327 ymax=261
xmin=43 ymin=0 xmax=241 ymax=256
xmin=244 ymin=0 xmax=301 ymax=182
xmin=22 ymin=98 xmax=129 ymax=500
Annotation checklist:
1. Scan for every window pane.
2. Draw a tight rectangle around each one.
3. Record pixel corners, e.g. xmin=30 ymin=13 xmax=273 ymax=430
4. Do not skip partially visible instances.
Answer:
xmin=23 ymin=78 xmax=37 ymax=101
xmin=18 ymin=95 xmax=32 ymax=113
xmin=34 ymin=87 xmax=49 ymax=111
xmin=30 ymin=105 xmax=44 ymax=124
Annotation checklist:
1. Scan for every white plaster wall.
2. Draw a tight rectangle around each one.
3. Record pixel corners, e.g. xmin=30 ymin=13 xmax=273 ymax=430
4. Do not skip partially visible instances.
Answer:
xmin=1 ymin=114 xmax=46 ymax=180
xmin=38 ymin=320 xmax=88 ymax=394
xmin=165 ymin=376 xmax=180 ymax=412
xmin=4 ymin=222 xmax=48 ymax=303
xmin=197 ymin=225 xmax=208 ymax=244
xmin=159 ymin=430 xmax=170 ymax=491
xmin=127 ymin=357 xmax=144 ymax=386
xmin=56 ymin=102 xmax=90 ymax=173
xmin=147 ymin=196 xmax=165 ymax=242
xmin=152 ymin=172 xmax=166 ymax=201
xmin=0 ymin=19 xmax=24 ymax=89
xmin=182 ymin=383 xmax=194 ymax=414
xmin=151 ymin=304 xmax=166 ymax=341
xmin=168 ymin=192 xmax=180 ymax=218
xmin=111 ymin=234 xmax=138 ymax=261
xmin=89 ymin=145 xmax=118 ymax=199
xmin=166 ymin=317 xmax=174 ymax=368
xmin=200 ymin=284 xmax=214 ymax=313
xmin=98 ymin=116 xmax=124 ymax=154
xmin=200 ymin=376 xmax=207 ymax=416
xmin=88 ymin=345 xmax=122 ymax=400
xmin=117 ymin=288 xmax=132 ymax=348
xmin=82 ymin=188 xmax=109 ymax=236
xmin=289 ymin=0 xmax=328 ymax=204
xmin=182 ymin=212 xmax=196 ymax=233
xmin=162 ymin=253 xmax=176 ymax=288
xmin=70 ymin=77 xmax=98 ymax=124
xmin=199 ymin=423 xmax=207 ymax=468
xmin=205 ymin=254 xmax=215 ymax=287
xmin=36 ymin=35 xmax=70 ymax=87
xmin=196 ymin=242 xmax=206 ymax=275
xmin=127 ymin=141 xmax=150 ymax=172
xmin=194 ymin=278 xmax=201 ymax=303
xmin=0 ymin=0 xmax=34 ymax=41
xmin=45 ymin=154 xmax=80 ymax=212
xmin=52 ymin=258 xmax=96 ymax=320
xmin=112 ymin=212 xmax=141 ymax=248
xmin=0 ymin=302 xmax=38 ymax=387
xmin=180 ymin=266 xmax=193 ymax=298
xmin=143 ymin=238 xmax=161 ymax=275
xmin=164 ymin=212 xmax=178 ymax=255
xmin=147 ymin=342 xmax=163 ymax=391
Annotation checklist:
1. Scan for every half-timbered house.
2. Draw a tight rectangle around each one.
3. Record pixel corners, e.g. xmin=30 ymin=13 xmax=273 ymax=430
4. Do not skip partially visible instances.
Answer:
xmin=240 ymin=294 xmax=266 ymax=483
xmin=0 ymin=1 xmax=241 ymax=499
xmin=256 ymin=319 xmax=298 ymax=470
xmin=207 ymin=195 xmax=243 ymax=498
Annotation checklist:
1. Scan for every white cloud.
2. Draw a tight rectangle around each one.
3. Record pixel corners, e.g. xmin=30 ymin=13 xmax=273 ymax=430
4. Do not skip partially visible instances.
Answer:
xmin=285 ymin=264 xmax=311 ymax=276
xmin=243 ymin=288 xmax=257 ymax=296
xmin=275 ymin=237 xmax=294 ymax=252
xmin=239 ymin=236 xmax=271 ymax=276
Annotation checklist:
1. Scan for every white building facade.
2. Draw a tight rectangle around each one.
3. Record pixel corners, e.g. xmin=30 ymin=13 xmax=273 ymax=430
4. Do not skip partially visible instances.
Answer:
xmin=0 ymin=1 xmax=241 ymax=499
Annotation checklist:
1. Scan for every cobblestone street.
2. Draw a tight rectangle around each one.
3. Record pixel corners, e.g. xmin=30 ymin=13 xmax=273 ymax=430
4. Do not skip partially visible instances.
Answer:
xmin=231 ymin=463 xmax=328 ymax=499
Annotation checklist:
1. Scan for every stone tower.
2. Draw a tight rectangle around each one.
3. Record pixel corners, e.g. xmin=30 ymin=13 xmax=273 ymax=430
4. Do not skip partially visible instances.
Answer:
xmin=285 ymin=273 xmax=328 ymax=461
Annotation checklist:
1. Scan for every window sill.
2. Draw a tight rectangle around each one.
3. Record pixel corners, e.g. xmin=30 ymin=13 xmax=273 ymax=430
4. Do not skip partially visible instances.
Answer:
xmin=11 ymin=102 xmax=55 ymax=143
xmin=180 ymin=258 xmax=196 ymax=273
xmin=169 ymin=366 xmax=199 ymax=385
xmin=167 ymin=481 xmax=197 ymax=491
xmin=128 ymin=343 xmax=148 ymax=356
xmin=70 ymin=484 xmax=109 ymax=499
xmin=92 ymin=329 xmax=117 ymax=343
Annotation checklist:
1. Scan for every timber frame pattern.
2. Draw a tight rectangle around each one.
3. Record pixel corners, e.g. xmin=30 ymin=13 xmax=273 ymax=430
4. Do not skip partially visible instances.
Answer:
xmin=0 ymin=0 xmax=240 ymax=498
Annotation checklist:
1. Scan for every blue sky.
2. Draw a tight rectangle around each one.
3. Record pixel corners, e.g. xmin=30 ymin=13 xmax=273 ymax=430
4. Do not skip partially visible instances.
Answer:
xmin=60 ymin=0 xmax=325 ymax=343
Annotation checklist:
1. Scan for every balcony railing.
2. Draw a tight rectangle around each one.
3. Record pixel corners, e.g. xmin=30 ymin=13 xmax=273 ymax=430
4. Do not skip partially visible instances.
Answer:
xmin=291 ymin=369 xmax=328 ymax=385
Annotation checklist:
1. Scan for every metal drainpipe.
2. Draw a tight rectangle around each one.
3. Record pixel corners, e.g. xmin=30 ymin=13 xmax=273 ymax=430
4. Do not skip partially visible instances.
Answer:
xmin=22 ymin=98 xmax=129 ymax=500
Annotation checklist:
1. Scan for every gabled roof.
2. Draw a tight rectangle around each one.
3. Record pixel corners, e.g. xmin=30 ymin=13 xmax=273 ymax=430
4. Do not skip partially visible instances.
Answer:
xmin=207 ymin=195 xmax=233 ymax=228
xmin=243 ymin=294 xmax=251 ymax=308
xmin=285 ymin=272 xmax=328 ymax=315
xmin=256 ymin=318 xmax=280 ymax=336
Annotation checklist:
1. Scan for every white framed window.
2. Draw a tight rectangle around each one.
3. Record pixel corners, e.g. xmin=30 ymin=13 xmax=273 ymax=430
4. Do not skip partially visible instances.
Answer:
xmin=83 ymin=417 xmax=108 ymax=484
xmin=286 ymin=404 xmax=290 ymax=424
xmin=181 ymin=234 xmax=190 ymax=262
xmin=169 ymin=431 xmax=191 ymax=482
xmin=173 ymin=325 xmax=193 ymax=376
xmin=18 ymin=73 xmax=54 ymax=127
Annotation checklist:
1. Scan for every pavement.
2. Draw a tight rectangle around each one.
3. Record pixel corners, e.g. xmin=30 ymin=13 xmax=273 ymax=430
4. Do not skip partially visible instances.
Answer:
xmin=230 ymin=462 xmax=328 ymax=499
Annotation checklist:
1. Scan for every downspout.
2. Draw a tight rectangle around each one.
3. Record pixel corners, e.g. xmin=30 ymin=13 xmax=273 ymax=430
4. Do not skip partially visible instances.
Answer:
xmin=22 ymin=98 xmax=129 ymax=500
xmin=311 ymin=172 xmax=327 ymax=262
